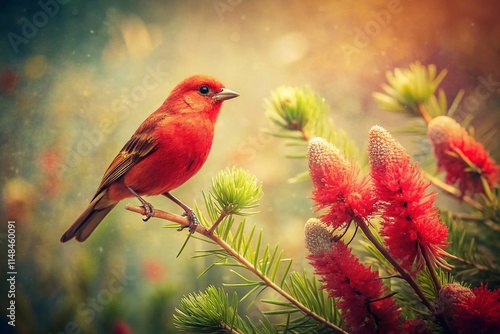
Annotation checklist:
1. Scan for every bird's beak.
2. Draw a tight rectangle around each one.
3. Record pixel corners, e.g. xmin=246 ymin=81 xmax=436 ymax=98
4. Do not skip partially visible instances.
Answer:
xmin=213 ymin=88 xmax=239 ymax=101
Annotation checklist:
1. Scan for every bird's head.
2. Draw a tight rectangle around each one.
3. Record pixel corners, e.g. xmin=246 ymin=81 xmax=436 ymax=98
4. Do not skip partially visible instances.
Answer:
xmin=163 ymin=75 xmax=239 ymax=121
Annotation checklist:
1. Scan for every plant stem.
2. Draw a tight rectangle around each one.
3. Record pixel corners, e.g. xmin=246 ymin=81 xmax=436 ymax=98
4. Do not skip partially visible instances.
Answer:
xmin=301 ymin=128 xmax=311 ymax=142
xmin=125 ymin=203 xmax=348 ymax=334
xmin=421 ymin=245 xmax=442 ymax=293
xmin=207 ymin=211 xmax=229 ymax=234
xmin=355 ymin=217 xmax=456 ymax=332
xmin=354 ymin=217 xmax=434 ymax=312
xmin=445 ymin=253 xmax=500 ymax=276
xmin=417 ymin=103 xmax=432 ymax=124
xmin=424 ymin=172 xmax=483 ymax=211
xmin=220 ymin=323 xmax=245 ymax=334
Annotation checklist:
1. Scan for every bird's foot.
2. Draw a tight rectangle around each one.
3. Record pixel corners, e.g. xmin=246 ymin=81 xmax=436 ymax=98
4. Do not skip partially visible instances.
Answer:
xmin=141 ymin=201 xmax=155 ymax=222
xmin=178 ymin=208 xmax=199 ymax=233
xmin=163 ymin=192 xmax=199 ymax=233
xmin=127 ymin=186 xmax=155 ymax=222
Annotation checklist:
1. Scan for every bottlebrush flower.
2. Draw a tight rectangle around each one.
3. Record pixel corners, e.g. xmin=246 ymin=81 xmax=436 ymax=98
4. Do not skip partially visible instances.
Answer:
xmin=307 ymin=137 xmax=375 ymax=231
xmin=427 ymin=115 xmax=498 ymax=196
xmin=437 ymin=283 xmax=500 ymax=333
xmin=368 ymin=126 xmax=450 ymax=272
xmin=304 ymin=218 xmax=334 ymax=255
xmin=306 ymin=235 xmax=403 ymax=333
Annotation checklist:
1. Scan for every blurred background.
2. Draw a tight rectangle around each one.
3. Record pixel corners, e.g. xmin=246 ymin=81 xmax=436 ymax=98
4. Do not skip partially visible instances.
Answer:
xmin=1 ymin=0 xmax=499 ymax=333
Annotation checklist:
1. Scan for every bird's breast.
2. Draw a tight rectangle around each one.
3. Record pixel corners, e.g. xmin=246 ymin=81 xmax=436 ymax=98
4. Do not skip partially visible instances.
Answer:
xmin=122 ymin=115 xmax=215 ymax=196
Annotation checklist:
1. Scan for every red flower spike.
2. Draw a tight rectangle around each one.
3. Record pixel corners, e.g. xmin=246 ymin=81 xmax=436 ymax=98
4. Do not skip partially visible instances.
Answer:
xmin=427 ymin=116 xmax=498 ymax=196
xmin=308 ymin=137 xmax=375 ymax=231
xmin=307 ymin=241 xmax=403 ymax=333
xmin=437 ymin=283 xmax=500 ymax=333
xmin=368 ymin=126 xmax=450 ymax=273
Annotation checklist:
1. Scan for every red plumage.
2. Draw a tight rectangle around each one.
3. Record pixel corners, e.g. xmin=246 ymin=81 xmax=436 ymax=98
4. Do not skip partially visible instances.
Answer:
xmin=61 ymin=75 xmax=238 ymax=242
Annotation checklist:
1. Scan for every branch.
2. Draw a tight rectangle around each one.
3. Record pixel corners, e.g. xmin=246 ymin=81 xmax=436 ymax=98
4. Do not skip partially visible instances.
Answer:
xmin=220 ymin=323 xmax=245 ymax=334
xmin=125 ymin=203 xmax=347 ymax=334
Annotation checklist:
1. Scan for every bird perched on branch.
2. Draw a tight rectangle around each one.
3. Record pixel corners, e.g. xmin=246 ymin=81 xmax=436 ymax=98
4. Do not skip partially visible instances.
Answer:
xmin=61 ymin=75 xmax=239 ymax=242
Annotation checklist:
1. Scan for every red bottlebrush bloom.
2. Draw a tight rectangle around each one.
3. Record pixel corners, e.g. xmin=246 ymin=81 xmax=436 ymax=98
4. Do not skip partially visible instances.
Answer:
xmin=308 ymin=137 xmax=375 ymax=231
xmin=305 ymin=227 xmax=403 ymax=333
xmin=369 ymin=126 xmax=450 ymax=272
xmin=437 ymin=283 xmax=500 ymax=333
xmin=427 ymin=116 xmax=499 ymax=196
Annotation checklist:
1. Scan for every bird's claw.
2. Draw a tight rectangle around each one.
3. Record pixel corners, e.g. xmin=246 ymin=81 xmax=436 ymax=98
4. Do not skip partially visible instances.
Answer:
xmin=142 ymin=202 xmax=155 ymax=222
xmin=177 ymin=209 xmax=199 ymax=233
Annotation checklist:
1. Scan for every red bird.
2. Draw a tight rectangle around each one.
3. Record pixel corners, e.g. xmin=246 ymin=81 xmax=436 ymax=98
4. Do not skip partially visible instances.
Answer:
xmin=61 ymin=75 xmax=239 ymax=242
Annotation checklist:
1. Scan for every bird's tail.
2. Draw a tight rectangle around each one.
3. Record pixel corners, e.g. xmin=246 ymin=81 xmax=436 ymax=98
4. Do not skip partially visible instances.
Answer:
xmin=61 ymin=191 xmax=117 ymax=243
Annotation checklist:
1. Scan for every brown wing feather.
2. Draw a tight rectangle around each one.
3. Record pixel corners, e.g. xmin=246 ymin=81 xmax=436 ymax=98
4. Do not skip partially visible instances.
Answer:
xmin=93 ymin=132 xmax=159 ymax=197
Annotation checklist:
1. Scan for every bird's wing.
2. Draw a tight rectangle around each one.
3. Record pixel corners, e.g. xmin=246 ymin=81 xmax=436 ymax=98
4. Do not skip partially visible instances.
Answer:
xmin=93 ymin=131 xmax=159 ymax=197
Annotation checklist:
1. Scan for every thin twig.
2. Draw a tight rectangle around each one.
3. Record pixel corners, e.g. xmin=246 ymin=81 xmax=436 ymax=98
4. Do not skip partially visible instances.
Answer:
xmin=300 ymin=128 xmax=311 ymax=142
xmin=452 ymin=212 xmax=486 ymax=222
xmin=421 ymin=245 xmax=442 ymax=293
xmin=451 ymin=213 xmax=500 ymax=231
xmin=424 ymin=172 xmax=483 ymax=211
xmin=417 ymin=103 xmax=432 ymax=125
xmin=207 ymin=211 xmax=229 ymax=235
xmin=445 ymin=253 xmax=500 ymax=276
xmin=125 ymin=203 xmax=348 ymax=334
xmin=220 ymin=323 xmax=245 ymax=334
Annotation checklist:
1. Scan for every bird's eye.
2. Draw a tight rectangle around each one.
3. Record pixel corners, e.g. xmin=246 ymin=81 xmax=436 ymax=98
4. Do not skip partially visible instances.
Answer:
xmin=198 ymin=85 xmax=210 ymax=95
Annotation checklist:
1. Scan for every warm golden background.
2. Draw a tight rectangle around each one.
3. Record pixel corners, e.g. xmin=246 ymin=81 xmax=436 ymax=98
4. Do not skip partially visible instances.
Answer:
xmin=1 ymin=0 xmax=499 ymax=333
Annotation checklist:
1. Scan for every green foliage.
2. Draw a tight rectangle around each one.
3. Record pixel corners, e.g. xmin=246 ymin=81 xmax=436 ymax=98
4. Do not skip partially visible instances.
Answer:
xmin=264 ymin=86 xmax=358 ymax=156
xmin=265 ymin=85 xmax=323 ymax=132
xmin=262 ymin=271 xmax=342 ymax=333
xmin=481 ymin=185 xmax=500 ymax=224
xmin=175 ymin=168 xmax=345 ymax=333
xmin=417 ymin=268 xmax=455 ymax=301
xmin=358 ymin=228 xmax=432 ymax=317
xmin=173 ymin=63 xmax=499 ymax=333
xmin=264 ymin=85 xmax=359 ymax=182
xmin=209 ymin=166 xmax=263 ymax=216
xmin=173 ymin=286 xmax=254 ymax=333
xmin=443 ymin=212 xmax=500 ymax=286
xmin=373 ymin=62 xmax=448 ymax=116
